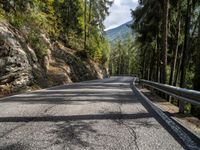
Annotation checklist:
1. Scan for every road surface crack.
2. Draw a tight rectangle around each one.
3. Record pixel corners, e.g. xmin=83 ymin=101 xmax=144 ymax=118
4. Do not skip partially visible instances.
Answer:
xmin=116 ymin=101 xmax=139 ymax=150
xmin=43 ymin=105 xmax=56 ymax=114
xmin=0 ymin=123 xmax=26 ymax=138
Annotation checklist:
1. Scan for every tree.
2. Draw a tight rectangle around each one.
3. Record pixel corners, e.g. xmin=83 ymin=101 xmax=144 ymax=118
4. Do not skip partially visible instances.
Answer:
xmin=84 ymin=0 xmax=87 ymax=49
xmin=193 ymin=15 xmax=200 ymax=91
xmin=0 ymin=0 xmax=113 ymax=65
xmin=109 ymin=36 xmax=138 ymax=76
xmin=191 ymin=13 xmax=200 ymax=117
xmin=180 ymin=0 xmax=192 ymax=88
xmin=169 ymin=0 xmax=181 ymax=86
xmin=131 ymin=0 xmax=163 ymax=80
xmin=160 ymin=0 xmax=169 ymax=84
xmin=130 ymin=0 xmax=200 ymax=116
xmin=84 ymin=0 xmax=113 ymax=61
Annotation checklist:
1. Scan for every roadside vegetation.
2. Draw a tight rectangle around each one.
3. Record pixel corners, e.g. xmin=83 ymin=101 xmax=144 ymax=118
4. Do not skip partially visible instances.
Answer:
xmin=0 ymin=0 xmax=112 ymax=65
xmin=109 ymin=36 xmax=139 ymax=76
xmin=109 ymin=0 xmax=200 ymax=118
xmin=0 ymin=0 xmax=113 ymax=96
xmin=131 ymin=0 xmax=200 ymax=118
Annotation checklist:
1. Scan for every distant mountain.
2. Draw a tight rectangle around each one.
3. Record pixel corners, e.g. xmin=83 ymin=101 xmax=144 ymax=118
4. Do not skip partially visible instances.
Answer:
xmin=106 ymin=21 xmax=133 ymax=44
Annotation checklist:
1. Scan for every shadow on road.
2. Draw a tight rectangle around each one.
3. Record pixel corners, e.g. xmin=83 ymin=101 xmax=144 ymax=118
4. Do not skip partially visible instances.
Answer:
xmin=49 ymin=121 xmax=97 ymax=149
xmin=0 ymin=113 xmax=152 ymax=122
xmin=0 ymin=81 xmax=136 ymax=105
xmin=131 ymin=80 xmax=200 ymax=150
xmin=1 ymin=77 xmax=199 ymax=149
xmin=0 ymin=143 xmax=29 ymax=150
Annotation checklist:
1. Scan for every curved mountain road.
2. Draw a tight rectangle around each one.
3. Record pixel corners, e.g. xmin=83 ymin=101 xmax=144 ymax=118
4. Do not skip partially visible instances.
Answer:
xmin=0 ymin=77 xmax=199 ymax=150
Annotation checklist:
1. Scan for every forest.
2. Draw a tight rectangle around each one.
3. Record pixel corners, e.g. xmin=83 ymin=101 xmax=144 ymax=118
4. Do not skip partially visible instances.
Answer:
xmin=109 ymin=36 xmax=139 ymax=76
xmin=109 ymin=0 xmax=200 ymax=118
xmin=0 ymin=0 xmax=112 ymax=64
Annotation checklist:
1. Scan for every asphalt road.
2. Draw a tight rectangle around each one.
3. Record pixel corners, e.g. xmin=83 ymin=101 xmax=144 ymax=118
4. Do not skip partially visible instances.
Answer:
xmin=0 ymin=77 xmax=198 ymax=150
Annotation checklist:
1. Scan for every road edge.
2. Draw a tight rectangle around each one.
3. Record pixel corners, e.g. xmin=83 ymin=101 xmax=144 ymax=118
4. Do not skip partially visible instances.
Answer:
xmin=130 ymin=78 xmax=200 ymax=150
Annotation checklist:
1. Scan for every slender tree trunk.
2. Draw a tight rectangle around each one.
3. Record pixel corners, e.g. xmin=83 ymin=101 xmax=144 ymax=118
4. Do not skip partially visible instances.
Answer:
xmin=119 ymin=49 xmax=121 ymax=75
xmin=88 ymin=0 xmax=92 ymax=46
xmin=149 ymin=48 xmax=156 ymax=81
xmin=66 ymin=1 xmax=70 ymax=38
xmin=160 ymin=0 xmax=169 ymax=84
xmin=179 ymin=0 xmax=192 ymax=113
xmin=84 ymin=0 xmax=87 ymax=49
xmin=174 ymin=45 xmax=183 ymax=86
xmin=156 ymin=53 xmax=160 ymax=82
xmin=180 ymin=0 xmax=191 ymax=88
xmin=156 ymin=32 xmax=161 ymax=83
xmin=109 ymin=61 xmax=112 ymax=76
xmin=128 ymin=48 xmax=131 ymax=75
xmin=191 ymin=13 xmax=200 ymax=117
xmin=193 ymin=15 xmax=200 ymax=91
xmin=169 ymin=0 xmax=181 ymax=86
xmin=142 ymin=49 xmax=147 ymax=79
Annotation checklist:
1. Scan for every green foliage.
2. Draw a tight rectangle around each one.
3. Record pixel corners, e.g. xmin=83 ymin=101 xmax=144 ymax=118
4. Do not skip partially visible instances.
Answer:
xmin=101 ymin=38 xmax=110 ymax=65
xmin=7 ymin=12 xmax=25 ymax=29
xmin=0 ymin=0 xmax=112 ymax=65
xmin=86 ymin=31 xmax=110 ymax=64
xmin=86 ymin=29 xmax=101 ymax=60
xmin=110 ymin=36 xmax=139 ymax=76
xmin=27 ymin=30 xmax=48 ymax=60
xmin=132 ymin=0 xmax=200 ymax=117
xmin=66 ymin=31 xmax=84 ymax=50
xmin=83 ymin=0 xmax=113 ymax=64
xmin=0 ymin=8 xmax=5 ymax=20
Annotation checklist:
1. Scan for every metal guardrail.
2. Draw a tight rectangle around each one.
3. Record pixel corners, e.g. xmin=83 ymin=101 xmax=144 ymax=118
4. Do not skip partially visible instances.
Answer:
xmin=139 ymin=79 xmax=200 ymax=109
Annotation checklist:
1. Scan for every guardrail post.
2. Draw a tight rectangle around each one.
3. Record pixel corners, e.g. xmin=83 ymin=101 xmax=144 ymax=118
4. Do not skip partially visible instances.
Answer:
xmin=179 ymin=101 xmax=185 ymax=113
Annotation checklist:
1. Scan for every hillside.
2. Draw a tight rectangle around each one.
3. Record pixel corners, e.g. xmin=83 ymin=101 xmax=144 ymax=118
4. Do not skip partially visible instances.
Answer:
xmin=106 ymin=21 xmax=133 ymax=44
xmin=0 ymin=21 xmax=108 ymax=96
xmin=0 ymin=21 xmax=108 ymax=97
xmin=0 ymin=1 xmax=111 ymax=97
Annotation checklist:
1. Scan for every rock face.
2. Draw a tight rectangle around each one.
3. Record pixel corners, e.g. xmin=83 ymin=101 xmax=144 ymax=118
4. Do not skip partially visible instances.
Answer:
xmin=0 ymin=21 xmax=108 ymax=96
xmin=0 ymin=22 xmax=33 ymax=92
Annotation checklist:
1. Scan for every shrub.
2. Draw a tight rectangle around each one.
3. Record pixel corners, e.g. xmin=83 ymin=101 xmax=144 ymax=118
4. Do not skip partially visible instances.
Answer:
xmin=27 ymin=30 xmax=48 ymax=60
xmin=0 ymin=8 xmax=5 ymax=20
xmin=7 ymin=12 xmax=25 ymax=29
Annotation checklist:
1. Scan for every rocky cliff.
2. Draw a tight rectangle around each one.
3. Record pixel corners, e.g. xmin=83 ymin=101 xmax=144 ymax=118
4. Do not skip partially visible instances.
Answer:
xmin=0 ymin=21 xmax=108 ymax=97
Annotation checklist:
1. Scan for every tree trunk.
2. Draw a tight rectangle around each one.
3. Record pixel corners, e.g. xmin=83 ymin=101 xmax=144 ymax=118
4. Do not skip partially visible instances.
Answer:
xmin=160 ymin=0 xmax=169 ymax=84
xmin=142 ymin=49 xmax=147 ymax=79
xmin=156 ymin=32 xmax=161 ymax=83
xmin=191 ymin=14 xmax=200 ymax=117
xmin=169 ymin=0 xmax=181 ymax=86
xmin=149 ymin=47 xmax=156 ymax=81
xmin=118 ymin=49 xmax=122 ymax=75
xmin=84 ymin=0 xmax=87 ymax=49
xmin=88 ymin=0 xmax=92 ymax=46
xmin=179 ymin=0 xmax=192 ymax=113
xmin=180 ymin=0 xmax=191 ymax=88
xmin=66 ymin=0 xmax=70 ymax=38
xmin=174 ymin=44 xmax=183 ymax=86
xmin=193 ymin=15 xmax=200 ymax=91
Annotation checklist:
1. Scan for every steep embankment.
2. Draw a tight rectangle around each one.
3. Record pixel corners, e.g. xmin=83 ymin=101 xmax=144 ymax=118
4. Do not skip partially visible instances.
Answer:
xmin=0 ymin=21 xmax=107 ymax=97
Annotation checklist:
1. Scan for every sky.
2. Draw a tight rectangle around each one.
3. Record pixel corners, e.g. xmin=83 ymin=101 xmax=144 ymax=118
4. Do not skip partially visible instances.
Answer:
xmin=104 ymin=0 xmax=138 ymax=31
